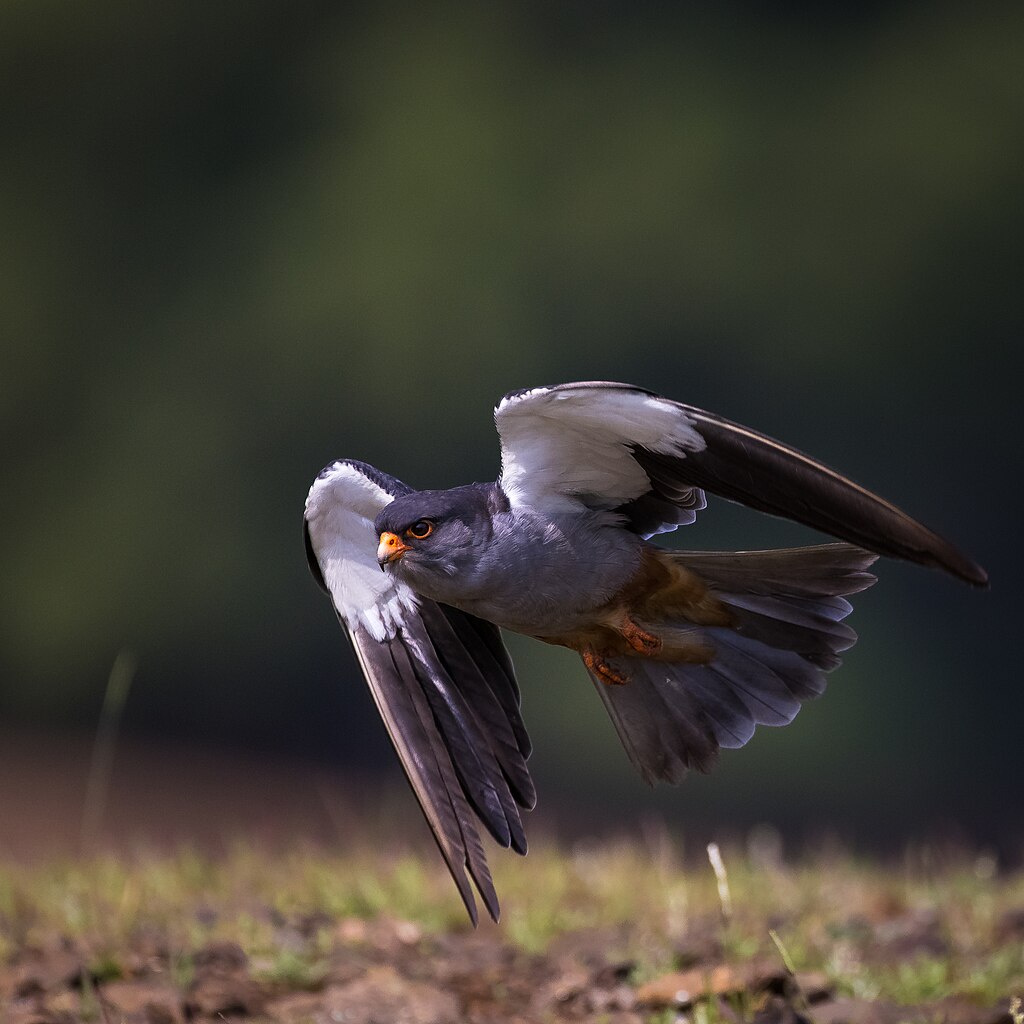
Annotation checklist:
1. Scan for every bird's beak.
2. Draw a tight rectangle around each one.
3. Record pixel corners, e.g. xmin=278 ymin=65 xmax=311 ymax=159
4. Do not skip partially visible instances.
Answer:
xmin=377 ymin=531 xmax=410 ymax=566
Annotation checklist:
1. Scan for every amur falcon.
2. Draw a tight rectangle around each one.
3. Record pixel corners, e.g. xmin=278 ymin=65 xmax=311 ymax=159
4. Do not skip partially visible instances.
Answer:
xmin=303 ymin=381 xmax=986 ymax=924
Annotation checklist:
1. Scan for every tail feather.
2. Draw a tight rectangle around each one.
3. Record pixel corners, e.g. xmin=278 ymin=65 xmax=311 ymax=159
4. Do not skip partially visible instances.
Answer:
xmin=680 ymin=543 xmax=879 ymax=596
xmin=710 ymin=594 xmax=857 ymax=670
xmin=588 ymin=542 xmax=878 ymax=784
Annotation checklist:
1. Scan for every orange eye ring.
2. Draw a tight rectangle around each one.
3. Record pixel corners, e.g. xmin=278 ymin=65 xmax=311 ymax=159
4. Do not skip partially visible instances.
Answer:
xmin=406 ymin=519 xmax=433 ymax=540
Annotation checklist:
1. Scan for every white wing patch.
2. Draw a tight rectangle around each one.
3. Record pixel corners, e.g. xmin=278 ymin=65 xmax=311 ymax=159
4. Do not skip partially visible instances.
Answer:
xmin=304 ymin=461 xmax=419 ymax=642
xmin=495 ymin=383 xmax=706 ymax=513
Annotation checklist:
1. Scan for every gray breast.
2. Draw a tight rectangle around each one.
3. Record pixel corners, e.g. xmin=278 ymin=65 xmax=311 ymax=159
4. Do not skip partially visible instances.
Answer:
xmin=447 ymin=508 xmax=643 ymax=637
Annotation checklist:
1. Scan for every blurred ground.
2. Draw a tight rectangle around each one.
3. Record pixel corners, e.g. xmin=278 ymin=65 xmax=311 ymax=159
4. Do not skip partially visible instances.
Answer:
xmin=2 ymin=726 xmax=1021 ymax=1021
xmin=0 ymin=727 xmax=372 ymax=858
xmin=2 ymin=723 xmax=1016 ymax=869
xmin=1 ymin=834 xmax=1021 ymax=1024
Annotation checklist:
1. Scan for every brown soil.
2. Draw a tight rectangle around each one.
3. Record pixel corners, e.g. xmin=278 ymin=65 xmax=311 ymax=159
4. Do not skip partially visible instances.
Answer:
xmin=0 ymin=728 xmax=1019 ymax=1023
xmin=1 ymin=910 xmax=1018 ymax=1024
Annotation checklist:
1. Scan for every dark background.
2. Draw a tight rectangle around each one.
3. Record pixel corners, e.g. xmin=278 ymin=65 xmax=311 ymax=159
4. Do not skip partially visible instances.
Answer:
xmin=2 ymin=3 xmax=1020 ymax=857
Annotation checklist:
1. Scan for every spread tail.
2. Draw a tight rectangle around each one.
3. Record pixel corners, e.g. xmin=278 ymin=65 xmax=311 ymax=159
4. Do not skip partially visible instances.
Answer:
xmin=587 ymin=542 xmax=878 ymax=783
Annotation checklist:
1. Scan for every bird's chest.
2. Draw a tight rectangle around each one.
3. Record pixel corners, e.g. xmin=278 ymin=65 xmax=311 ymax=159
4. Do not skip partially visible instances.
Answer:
xmin=442 ymin=512 xmax=644 ymax=638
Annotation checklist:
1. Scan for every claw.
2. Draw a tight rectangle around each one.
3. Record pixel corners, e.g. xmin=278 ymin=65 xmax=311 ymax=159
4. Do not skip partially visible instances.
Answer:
xmin=621 ymin=616 xmax=662 ymax=655
xmin=582 ymin=649 xmax=629 ymax=686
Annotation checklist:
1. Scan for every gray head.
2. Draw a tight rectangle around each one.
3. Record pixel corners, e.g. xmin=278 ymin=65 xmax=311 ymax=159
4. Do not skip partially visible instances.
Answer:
xmin=373 ymin=483 xmax=507 ymax=601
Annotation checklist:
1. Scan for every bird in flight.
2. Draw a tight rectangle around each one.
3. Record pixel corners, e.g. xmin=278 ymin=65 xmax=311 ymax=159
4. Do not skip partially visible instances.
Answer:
xmin=303 ymin=381 xmax=986 ymax=924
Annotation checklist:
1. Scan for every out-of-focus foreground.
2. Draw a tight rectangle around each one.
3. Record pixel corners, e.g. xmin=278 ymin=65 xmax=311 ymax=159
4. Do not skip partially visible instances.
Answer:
xmin=1 ymin=839 xmax=1021 ymax=1023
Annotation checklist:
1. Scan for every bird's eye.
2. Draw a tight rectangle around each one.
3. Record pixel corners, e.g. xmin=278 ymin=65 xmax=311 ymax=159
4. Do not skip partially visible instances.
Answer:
xmin=406 ymin=520 xmax=433 ymax=540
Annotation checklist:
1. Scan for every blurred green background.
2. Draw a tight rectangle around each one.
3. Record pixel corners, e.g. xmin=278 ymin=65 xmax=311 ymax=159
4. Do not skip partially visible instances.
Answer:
xmin=1 ymin=3 xmax=1019 ymax=854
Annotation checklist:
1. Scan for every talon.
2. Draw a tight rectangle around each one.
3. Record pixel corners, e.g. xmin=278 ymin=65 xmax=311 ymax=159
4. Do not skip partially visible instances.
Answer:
xmin=582 ymin=650 xmax=629 ymax=686
xmin=622 ymin=616 xmax=662 ymax=655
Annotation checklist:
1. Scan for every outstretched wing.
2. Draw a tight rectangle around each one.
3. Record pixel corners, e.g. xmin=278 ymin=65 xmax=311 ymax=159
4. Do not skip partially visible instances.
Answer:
xmin=304 ymin=460 xmax=535 ymax=924
xmin=494 ymin=381 xmax=987 ymax=586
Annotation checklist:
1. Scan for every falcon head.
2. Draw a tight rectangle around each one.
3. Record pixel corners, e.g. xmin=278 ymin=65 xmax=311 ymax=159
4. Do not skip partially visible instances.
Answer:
xmin=373 ymin=483 xmax=503 ymax=599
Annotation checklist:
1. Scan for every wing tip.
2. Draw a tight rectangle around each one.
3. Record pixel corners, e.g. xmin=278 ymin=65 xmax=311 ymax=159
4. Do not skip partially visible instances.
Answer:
xmin=439 ymin=848 xmax=504 ymax=928
xmin=484 ymin=893 xmax=501 ymax=924
xmin=468 ymin=863 xmax=501 ymax=925
xmin=948 ymin=555 xmax=989 ymax=588
xmin=456 ymin=883 xmax=480 ymax=928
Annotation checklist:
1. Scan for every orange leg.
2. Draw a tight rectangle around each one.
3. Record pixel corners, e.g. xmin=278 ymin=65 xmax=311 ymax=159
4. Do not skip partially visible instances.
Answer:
xmin=582 ymin=649 xmax=629 ymax=686
xmin=621 ymin=615 xmax=663 ymax=655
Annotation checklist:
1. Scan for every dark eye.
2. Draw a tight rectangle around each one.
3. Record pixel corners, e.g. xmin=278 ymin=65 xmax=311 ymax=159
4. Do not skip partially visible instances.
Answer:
xmin=406 ymin=519 xmax=433 ymax=540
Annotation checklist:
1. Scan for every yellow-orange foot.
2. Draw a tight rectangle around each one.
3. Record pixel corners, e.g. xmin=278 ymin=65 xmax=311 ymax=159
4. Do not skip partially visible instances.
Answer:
xmin=582 ymin=650 xmax=629 ymax=686
xmin=622 ymin=616 xmax=663 ymax=655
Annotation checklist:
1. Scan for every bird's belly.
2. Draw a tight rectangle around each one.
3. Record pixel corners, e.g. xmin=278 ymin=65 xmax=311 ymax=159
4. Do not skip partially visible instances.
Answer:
xmin=447 ymin=534 xmax=643 ymax=639
xmin=465 ymin=599 xmax=604 ymax=641
xmin=452 ymin=593 xmax=609 ymax=641
xmin=452 ymin=540 xmax=736 ymax=656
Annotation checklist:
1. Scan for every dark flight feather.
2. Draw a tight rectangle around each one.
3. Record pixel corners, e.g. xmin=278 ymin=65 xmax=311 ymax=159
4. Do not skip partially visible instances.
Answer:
xmin=648 ymin=405 xmax=987 ymax=586
xmin=348 ymin=624 xmax=496 ymax=923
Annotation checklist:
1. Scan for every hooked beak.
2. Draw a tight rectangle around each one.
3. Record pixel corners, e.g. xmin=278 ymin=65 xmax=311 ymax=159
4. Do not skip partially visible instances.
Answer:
xmin=377 ymin=531 xmax=410 ymax=567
